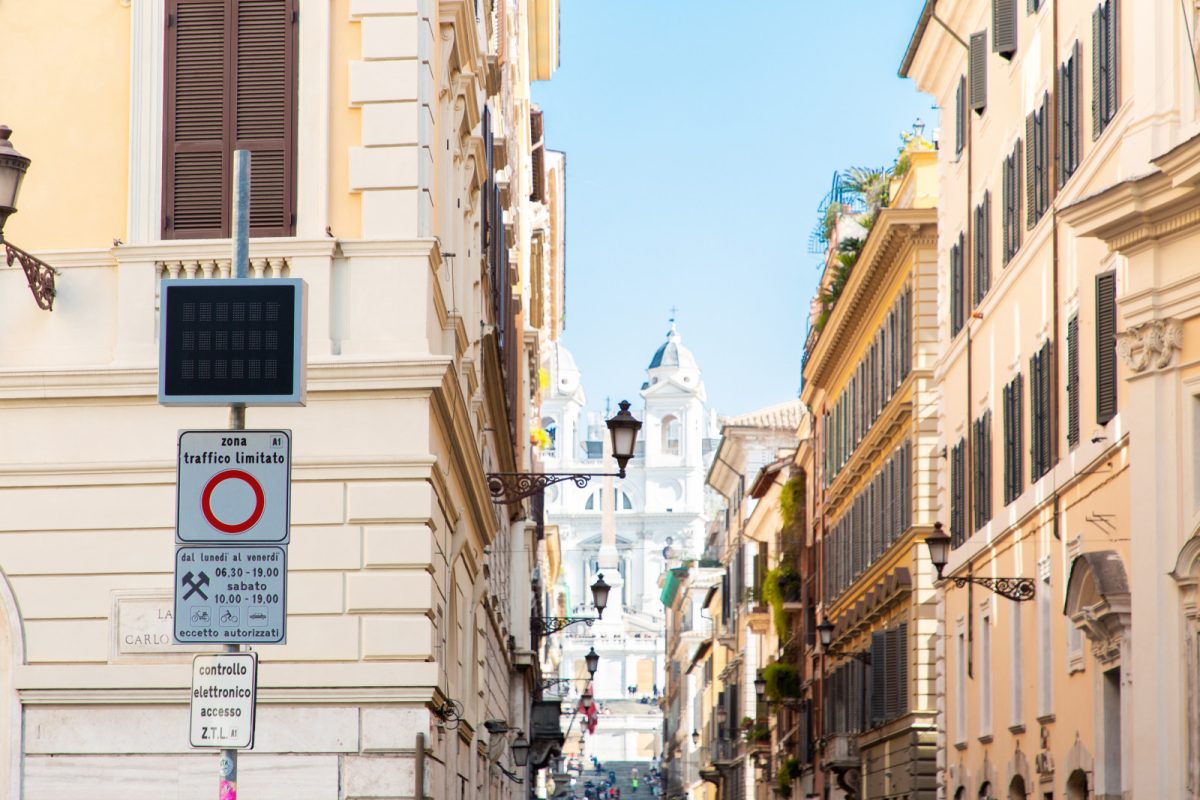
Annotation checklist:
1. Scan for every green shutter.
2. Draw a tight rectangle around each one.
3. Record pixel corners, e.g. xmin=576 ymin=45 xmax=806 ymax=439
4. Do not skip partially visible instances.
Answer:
xmin=1068 ymin=315 xmax=1080 ymax=446
xmin=993 ymin=0 xmax=1018 ymax=58
xmin=1096 ymin=271 xmax=1118 ymax=424
xmin=970 ymin=32 xmax=988 ymax=112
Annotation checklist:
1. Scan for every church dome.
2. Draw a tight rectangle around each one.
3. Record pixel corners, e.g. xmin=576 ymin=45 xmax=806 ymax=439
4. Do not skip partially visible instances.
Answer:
xmin=647 ymin=323 xmax=698 ymax=372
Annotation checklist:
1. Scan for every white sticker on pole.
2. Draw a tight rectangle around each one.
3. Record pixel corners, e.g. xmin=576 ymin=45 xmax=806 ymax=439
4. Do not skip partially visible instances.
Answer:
xmin=177 ymin=430 xmax=290 ymax=544
xmin=190 ymin=652 xmax=257 ymax=749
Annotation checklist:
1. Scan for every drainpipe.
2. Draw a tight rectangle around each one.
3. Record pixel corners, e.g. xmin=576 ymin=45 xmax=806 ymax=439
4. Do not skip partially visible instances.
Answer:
xmin=416 ymin=732 xmax=426 ymax=800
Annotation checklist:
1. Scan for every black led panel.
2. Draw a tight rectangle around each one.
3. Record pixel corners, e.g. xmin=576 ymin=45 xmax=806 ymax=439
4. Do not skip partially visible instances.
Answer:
xmin=159 ymin=279 xmax=306 ymax=405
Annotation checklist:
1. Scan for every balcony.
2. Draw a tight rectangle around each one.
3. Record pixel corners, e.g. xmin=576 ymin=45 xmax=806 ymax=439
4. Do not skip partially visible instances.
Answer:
xmin=824 ymin=732 xmax=860 ymax=770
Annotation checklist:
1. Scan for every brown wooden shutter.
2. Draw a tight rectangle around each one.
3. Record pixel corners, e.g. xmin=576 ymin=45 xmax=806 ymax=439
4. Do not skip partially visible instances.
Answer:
xmin=970 ymin=32 xmax=988 ymax=113
xmin=1067 ymin=315 xmax=1080 ymax=445
xmin=164 ymin=0 xmax=231 ymax=239
xmin=236 ymin=0 xmax=297 ymax=237
xmin=1096 ymin=271 xmax=1118 ymax=424
xmin=993 ymin=0 xmax=1018 ymax=58
xmin=164 ymin=0 xmax=296 ymax=240
xmin=951 ymin=438 xmax=965 ymax=548
xmin=1025 ymin=112 xmax=1037 ymax=229
xmin=530 ymin=109 xmax=545 ymax=203
xmin=896 ymin=621 xmax=909 ymax=715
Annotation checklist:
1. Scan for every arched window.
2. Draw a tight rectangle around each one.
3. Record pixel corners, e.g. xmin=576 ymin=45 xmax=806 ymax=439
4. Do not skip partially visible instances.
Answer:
xmin=541 ymin=416 xmax=557 ymax=455
xmin=978 ymin=782 xmax=992 ymax=800
xmin=662 ymin=415 xmax=681 ymax=455
xmin=621 ymin=491 xmax=633 ymax=510
xmin=1008 ymin=775 xmax=1027 ymax=800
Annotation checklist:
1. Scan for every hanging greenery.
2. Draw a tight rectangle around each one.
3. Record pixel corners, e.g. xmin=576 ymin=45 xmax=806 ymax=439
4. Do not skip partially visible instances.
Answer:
xmin=779 ymin=475 xmax=805 ymax=530
xmin=762 ymin=661 xmax=801 ymax=701
xmin=777 ymin=757 xmax=800 ymax=797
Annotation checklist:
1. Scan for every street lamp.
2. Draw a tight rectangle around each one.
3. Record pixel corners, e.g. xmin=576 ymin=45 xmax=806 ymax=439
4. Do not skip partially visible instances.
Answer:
xmin=715 ymin=705 xmax=727 ymax=726
xmin=487 ymin=401 xmax=642 ymax=502
xmin=510 ymin=733 xmax=530 ymax=767
xmin=532 ymin=573 xmax=612 ymax=635
xmin=581 ymin=686 xmax=594 ymax=711
xmin=816 ymin=615 xmax=871 ymax=664
xmin=924 ymin=522 xmax=1036 ymax=602
xmin=753 ymin=670 xmax=766 ymax=702
xmin=691 ymin=729 xmax=700 ymax=746
xmin=0 ymin=125 xmax=57 ymax=310
xmin=585 ymin=646 xmax=600 ymax=677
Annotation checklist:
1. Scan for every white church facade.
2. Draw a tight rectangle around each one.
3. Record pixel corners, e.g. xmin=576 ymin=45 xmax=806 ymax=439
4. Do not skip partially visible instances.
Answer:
xmin=539 ymin=325 xmax=719 ymax=762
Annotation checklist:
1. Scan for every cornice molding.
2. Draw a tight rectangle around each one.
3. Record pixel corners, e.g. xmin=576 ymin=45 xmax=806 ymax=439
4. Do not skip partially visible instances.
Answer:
xmin=803 ymin=208 xmax=936 ymax=391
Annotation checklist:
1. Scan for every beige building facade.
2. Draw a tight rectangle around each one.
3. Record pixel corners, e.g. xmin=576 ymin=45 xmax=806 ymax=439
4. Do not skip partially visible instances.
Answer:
xmin=903 ymin=0 xmax=1134 ymax=797
xmin=0 ymin=0 xmax=567 ymax=797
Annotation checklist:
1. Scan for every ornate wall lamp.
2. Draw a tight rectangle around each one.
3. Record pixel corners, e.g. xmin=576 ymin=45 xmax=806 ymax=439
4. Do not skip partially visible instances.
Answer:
xmin=538 ymin=647 xmax=600 ymax=691
xmin=924 ymin=522 xmax=1036 ymax=602
xmin=487 ymin=400 xmax=642 ymax=502
xmin=816 ymin=617 xmax=872 ymax=664
xmin=0 ymin=126 xmax=57 ymax=310
xmin=533 ymin=575 xmax=610 ymax=635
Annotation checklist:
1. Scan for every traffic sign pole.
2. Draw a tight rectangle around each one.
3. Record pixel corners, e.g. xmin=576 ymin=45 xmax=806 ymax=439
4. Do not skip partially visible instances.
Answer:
xmin=222 ymin=149 xmax=251 ymax=800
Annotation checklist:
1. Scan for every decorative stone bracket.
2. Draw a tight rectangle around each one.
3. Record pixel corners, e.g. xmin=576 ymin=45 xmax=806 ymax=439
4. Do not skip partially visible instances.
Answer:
xmin=1116 ymin=319 xmax=1182 ymax=372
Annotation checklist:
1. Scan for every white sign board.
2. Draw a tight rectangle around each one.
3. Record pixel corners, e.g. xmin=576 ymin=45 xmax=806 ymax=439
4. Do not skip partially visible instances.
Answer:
xmin=177 ymin=429 xmax=291 ymax=544
xmin=174 ymin=546 xmax=287 ymax=644
xmin=190 ymin=652 xmax=257 ymax=749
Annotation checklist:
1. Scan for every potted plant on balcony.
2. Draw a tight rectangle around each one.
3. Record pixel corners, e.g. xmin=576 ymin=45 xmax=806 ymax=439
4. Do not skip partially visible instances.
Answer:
xmin=775 ymin=757 xmax=800 ymax=797
xmin=761 ymin=662 xmax=801 ymax=703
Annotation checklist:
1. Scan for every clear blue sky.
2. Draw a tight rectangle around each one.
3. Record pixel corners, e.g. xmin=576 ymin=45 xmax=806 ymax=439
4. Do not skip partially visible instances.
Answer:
xmin=532 ymin=0 xmax=934 ymax=419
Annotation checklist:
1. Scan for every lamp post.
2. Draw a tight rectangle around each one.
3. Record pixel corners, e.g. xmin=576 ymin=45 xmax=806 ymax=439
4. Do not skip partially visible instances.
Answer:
xmin=924 ymin=522 xmax=1036 ymax=601
xmin=691 ymin=729 xmax=700 ymax=746
xmin=754 ymin=670 xmax=766 ymax=703
xmin=532 ymin=574 xmax=610 ymax=635
xmin=0 ymin=125 xmax=57 ymax=310
xmin=816 ymin=616 xmax=872 ymax=664
xmin=580 ymin=686 xmax=594 ymax=712
xmin=584 ymin=646 xmax=600 ymax=678
xmin=487 ymin=400 xmax=642 ymax=502
xmin=510 ymin=733 xmax=531 ymax=767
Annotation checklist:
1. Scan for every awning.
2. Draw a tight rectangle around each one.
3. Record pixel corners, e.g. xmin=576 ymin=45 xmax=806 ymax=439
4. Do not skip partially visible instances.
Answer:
xmin=660 ymin=566 xmax=689 ymax=607
xmin=687 ymin=638 xmax=713 ymax=674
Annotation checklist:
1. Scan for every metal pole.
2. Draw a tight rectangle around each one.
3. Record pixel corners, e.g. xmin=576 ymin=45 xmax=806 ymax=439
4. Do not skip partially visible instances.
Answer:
xmin=220 ymin=149 xmax=251 ymax=800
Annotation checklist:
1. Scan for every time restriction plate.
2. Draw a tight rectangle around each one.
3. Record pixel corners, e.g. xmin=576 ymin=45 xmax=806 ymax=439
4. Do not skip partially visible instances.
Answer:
xmin=174 ymin=546 xmax=286 ymax=645
xmin=177 ymin=429 xmax=291 ymax=544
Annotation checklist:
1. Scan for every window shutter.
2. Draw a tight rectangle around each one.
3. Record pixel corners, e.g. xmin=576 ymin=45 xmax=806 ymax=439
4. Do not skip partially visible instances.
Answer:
xmin=1027 ymin=0 xmax=1040 ymax=12
xmin=970 ymin=32 xmax=988 ymax=113
xmin=956 ymin=77 xmax=967 ymax=155
xmin=1015 ymin=374 xmax=1024 ymax=491
xmin=1092 ymin=7 xmax=1103 ymax=138
xmin=1096 ymin=271 xmax=1118 ymax=424
xmin=1068 ymin=315 xmax=1080 ymax=446
xmin=236 ymin=0 xmax=298 ymax=236
xmin=164 ymin=0 xmax=231 ymax=239
xmin=1106 ymin=0 xmax=1119 ymax=122
xmin=993 ymin=0 xmax=1018 ymax=58
xmin=1003 ymin=381 xmax=1013 ymax=503
xmin=897 ymin=622 xmax=910 ymax=715
xmin=885 ymin=627 xmax=901 ymax=719
xmin=530 ymin=109 xmax=545 ymax=202
xmin=1025 ymin=112 xmax=1036 ymax=228
xmin=870 ymin=631 xmax=886 ymax=726
xmin=951 ymin=234 xmax=965 ymax=336
xmin=951 ymin=439 xmax=966 ymax=548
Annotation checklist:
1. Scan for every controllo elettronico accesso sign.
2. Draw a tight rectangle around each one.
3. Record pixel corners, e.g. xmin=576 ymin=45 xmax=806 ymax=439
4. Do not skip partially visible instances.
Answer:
xmin=158 ymin=278 xmax=307 ymax=405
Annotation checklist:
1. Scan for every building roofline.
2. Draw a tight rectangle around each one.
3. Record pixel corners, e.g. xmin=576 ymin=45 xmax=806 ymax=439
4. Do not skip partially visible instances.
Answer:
xmin=899 ymin=0 xmax=935 ymax=78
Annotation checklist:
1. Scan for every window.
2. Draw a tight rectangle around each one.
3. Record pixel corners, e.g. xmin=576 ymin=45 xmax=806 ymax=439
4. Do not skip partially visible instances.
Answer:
xmin=1096 ymin=271 xmax=1118 ymax=425
xmin=1027 ymin=0 xmax=1041 ymax=12
xmin=970 ymin=31 xmax=988 ymax=113
xmin=1059 ymin=42 xmax=1083 ymax=185
xmin=662 ymin=415 xmax=681 ymax=455
xmin=1030 ymin=341 xmax=1054 ymax=479
xmin=973 ymin=411 xmax=993 ymax=531
xmin=542 ymin=416 xmax=558 ymax=455
xmin=951 ymin=438 xmax=967 ymax=548
xmin=993 ymin=0 xmax=1018 ymax=59
xmin=1003 ymin=140 xmax=1023 ymax=264
xmin=951 ymin=232 xmax=966 ymax=337
xmin=955 ymin=621 xmax=967 ymax=745
xmin=1067 ymin=315 xmax=1080 ymax=446
xmin=974 ymin=192 xmax=992 ymax=306
xmin=1026 ymin=92 xmax=1051 ymax=229
xmin=1037 ymin=558 xmax=1053 ymax=717
xmin=163 ymin=0 xmax=298 ymax=239
xmin=956 ymin=76 xmax=968 ymax=156
xmin=868 ymin=621 xmax=909 ymax=727
xmin=980 ymin=604 xmax=993 ymax=737
xmin=1012 ymin=600 xmax=1025 ymax=727
xmin=1003 ymin=374 xmax=1024 ymax=505
xmin=1092 ymin=0 xmax=1119 ymax=137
